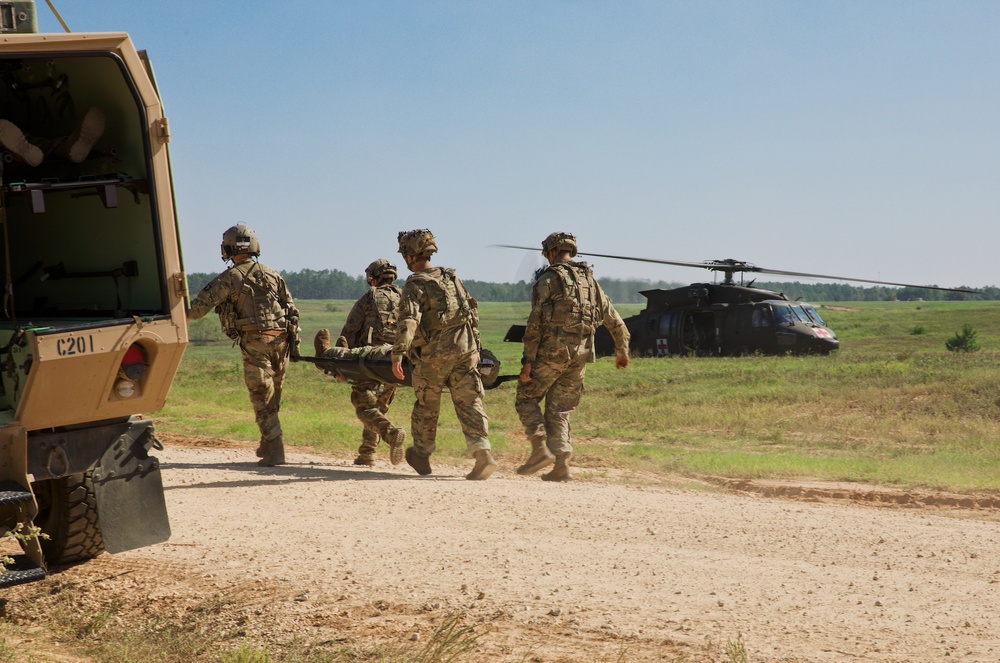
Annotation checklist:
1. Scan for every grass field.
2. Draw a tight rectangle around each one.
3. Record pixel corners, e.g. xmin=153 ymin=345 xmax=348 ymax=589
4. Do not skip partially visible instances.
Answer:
xmin=4 ymin=299 xmax=998 ymax=663
xmin=169 ymin=299 xmax=1000 ymax=493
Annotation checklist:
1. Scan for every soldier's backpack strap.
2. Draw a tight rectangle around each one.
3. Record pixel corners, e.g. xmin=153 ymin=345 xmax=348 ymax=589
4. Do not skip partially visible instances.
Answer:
xmin=214 ymin=262 xmax=252 ymax=340
xmin=570 ymin=260 xmax=600 ymax=332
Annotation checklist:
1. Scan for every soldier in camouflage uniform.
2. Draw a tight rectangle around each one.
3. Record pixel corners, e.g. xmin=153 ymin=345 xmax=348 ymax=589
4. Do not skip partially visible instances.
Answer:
xmin=515 ymin=232 xmax=630 ymax=481
xmin=390 ymin=229 xmax=496 ymax=480
xmin=187 ymin=224 xmax=300 ymax=467
xmin=314 ymin=259 xmax=406 ymax=467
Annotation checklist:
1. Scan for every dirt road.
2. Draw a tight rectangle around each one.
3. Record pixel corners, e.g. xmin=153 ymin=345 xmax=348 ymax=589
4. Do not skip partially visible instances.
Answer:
xmin=11 ymin=437 xmax=1000 ymax=662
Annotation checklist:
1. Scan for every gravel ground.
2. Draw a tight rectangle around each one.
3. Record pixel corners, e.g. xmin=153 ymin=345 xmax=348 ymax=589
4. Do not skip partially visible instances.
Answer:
xmin=5 ymin=436 xmax=1000 ymax=662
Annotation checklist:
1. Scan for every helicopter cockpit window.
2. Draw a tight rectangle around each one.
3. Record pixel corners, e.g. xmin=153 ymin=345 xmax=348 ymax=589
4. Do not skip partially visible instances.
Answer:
xmin=752 ymin=306 xmax=772 ymax=328
xmin=800 ymin=304 xmax=826 ymax=326
xmin=770 ymin=304 xmax=796 ymax=326
xmin=789 ymin=305 xmax=812 ymax=324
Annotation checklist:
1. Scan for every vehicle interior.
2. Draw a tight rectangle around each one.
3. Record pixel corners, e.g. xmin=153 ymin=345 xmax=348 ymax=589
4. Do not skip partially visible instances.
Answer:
xmin=0 ymin=52 xmax=168 ymax=325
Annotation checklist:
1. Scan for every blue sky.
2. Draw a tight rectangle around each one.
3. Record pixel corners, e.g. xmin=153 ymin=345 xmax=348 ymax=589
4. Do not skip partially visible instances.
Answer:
xmin=38 ymin=1 xmax=1000 ymax=289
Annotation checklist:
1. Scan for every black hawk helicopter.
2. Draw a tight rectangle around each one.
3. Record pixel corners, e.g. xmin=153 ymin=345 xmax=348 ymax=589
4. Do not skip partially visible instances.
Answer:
xmin=498 ymin=248 xmax=977 ymax=357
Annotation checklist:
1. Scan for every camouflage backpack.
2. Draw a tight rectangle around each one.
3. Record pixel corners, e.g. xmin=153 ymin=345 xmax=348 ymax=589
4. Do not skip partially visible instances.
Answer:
xmin=544 ymin=261 xmax=599 ymax=336
xmin=409 ymin=268 xmax=477 ymax=336
xmin=369 ymin=284 xmax=402 ymax=345
xmin=229 ymin=261 xmax=290 ymax=334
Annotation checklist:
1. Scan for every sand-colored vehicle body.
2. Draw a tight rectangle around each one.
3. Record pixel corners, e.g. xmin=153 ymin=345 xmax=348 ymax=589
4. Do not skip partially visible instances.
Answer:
xmin=0 ymin=13 xmax=187 ymax=586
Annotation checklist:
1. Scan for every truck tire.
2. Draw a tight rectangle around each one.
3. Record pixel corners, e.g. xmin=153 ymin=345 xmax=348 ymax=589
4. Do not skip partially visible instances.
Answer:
xmin=31 ymin=473 xmax=105 ymax=565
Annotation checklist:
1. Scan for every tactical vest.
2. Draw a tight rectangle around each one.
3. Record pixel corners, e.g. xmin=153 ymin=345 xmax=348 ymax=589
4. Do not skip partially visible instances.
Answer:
xmin=365 ymin=284 xmax=401 ymax=345
xmin=408 ymin=268 xmax=476 ymax=336
xmin=543 ymin=261 xmax=599 ymax=336
xmin=226 ymin=261 xmax=289 ymax=335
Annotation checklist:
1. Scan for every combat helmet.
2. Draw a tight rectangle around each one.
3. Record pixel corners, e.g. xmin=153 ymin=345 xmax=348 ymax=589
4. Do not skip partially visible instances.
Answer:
xmin=541 ymin=231 xmax=577 ymax=257
xmin=397 ymin=229 xmax=437 ymax=258
xmin=221 ymin=224 xmax=260 ymax=261
xmin=365 ymin=258 xmax=397 ymax=282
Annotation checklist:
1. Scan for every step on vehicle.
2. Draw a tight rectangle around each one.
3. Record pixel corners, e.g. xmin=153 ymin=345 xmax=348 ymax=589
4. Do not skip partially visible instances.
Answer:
xmin=0 ymin=1 xmax=188 ymax=587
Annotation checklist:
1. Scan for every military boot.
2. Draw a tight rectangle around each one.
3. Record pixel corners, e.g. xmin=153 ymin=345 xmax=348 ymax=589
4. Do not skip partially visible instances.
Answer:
xmin=255 ymin=438 xmax=266 ymax=458
xmin=0 ymin=119 xmax=43 ymax=167
xmin=385 ymin=427 xmax=406 ymax=466
xmin=541 ymin=453 xmax=572 ymax=482
xmin=353 ymin=454 xmax=375 ymax=466
xmin=314 ymin=329 xmax=331 ymax=355
xmin=405 ymin=446 xmax=432 ymax=475
xmin=61 ymin=107 xmax=106 ymax=163
xmin=258 ymin=438 xmax=286 ymax=467
xmin=466 ymin=449 xmax=497 ymax=481
xmin=313 ymin=329 xmax=331 ymax=372
xmin=516 ymin=436 xmax=554 ymax=476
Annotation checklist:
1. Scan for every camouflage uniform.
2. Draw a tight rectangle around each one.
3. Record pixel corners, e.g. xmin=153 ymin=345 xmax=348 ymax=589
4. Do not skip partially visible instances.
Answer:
xmin=391 ymin=267 xmax=490 ymax=457
xmin=337 ymin=283 xmax=403 ymax=462
xmin=188 ymin=258 xmax=299 ymax=464
xmin=516 ymin=259 xmax=630 ymax=456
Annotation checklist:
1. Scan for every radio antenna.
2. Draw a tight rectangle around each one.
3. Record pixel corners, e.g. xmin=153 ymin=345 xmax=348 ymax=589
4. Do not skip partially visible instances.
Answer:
xmin=43 ymin=0 xmax=71 ymax=32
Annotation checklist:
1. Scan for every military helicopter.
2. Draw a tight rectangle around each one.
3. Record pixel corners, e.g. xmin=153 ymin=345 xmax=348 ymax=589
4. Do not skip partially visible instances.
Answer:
xmin=498 ymin=248 xmax=977 ymax=357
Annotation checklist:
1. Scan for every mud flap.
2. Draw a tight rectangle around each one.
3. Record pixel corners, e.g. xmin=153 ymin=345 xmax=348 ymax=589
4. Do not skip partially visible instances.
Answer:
xmin=92 ymin=427 xmax=170 ymax=554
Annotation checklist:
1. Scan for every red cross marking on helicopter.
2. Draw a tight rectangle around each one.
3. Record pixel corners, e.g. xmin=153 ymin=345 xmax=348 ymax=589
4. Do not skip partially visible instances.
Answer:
xmin=656 ymin=338 xmax=668 ymax=356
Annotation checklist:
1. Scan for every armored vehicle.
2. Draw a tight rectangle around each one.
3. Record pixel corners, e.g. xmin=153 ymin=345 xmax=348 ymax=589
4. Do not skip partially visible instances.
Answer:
xmin=0 ymin=2 xmax=187 ymax=586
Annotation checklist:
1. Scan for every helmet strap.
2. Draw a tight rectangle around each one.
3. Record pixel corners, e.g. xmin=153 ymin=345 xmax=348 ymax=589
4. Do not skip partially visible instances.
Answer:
xmin=404 ymin=254 xmax=427 ymax=271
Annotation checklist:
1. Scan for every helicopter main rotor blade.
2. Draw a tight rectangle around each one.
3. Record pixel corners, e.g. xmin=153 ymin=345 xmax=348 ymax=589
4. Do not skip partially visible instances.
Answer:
xmin=492 ymin=245 xmax=717 ymax=272
xmin=493 ymin=245 xmax=978 ymax=294
xmin=739 ymin=266 xmax=978 ymax=294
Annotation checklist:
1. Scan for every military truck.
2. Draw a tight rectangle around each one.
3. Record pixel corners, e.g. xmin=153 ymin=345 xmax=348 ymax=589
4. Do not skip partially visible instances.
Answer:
xmin=0 ymin=2 xmax=187 ymax=587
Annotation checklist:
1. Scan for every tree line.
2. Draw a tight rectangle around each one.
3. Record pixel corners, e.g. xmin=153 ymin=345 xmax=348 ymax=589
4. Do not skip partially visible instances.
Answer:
xmin=186 ymin=268 xmax=997 ymax=303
